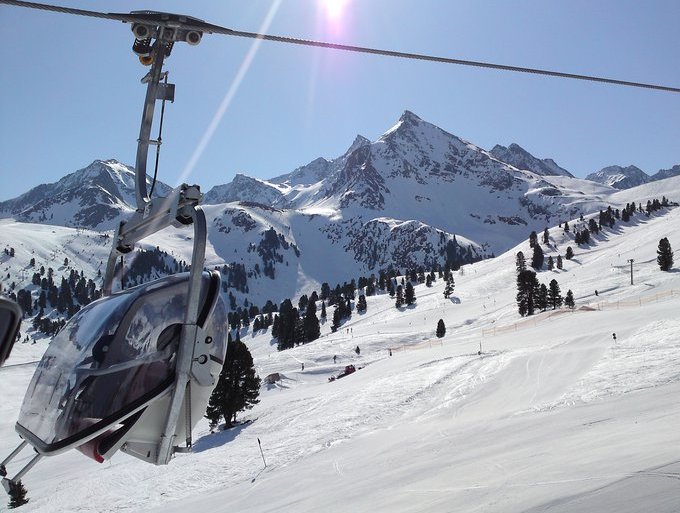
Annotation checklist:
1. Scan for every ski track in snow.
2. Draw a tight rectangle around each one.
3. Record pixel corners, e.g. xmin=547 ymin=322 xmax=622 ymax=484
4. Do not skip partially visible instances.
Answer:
xmin=535 ymin=318 xmax=680 ymax=412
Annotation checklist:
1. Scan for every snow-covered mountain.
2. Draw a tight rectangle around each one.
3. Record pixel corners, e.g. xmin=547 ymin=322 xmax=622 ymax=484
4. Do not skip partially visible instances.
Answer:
xmin=3 ymin=112 xmax=675 ymax=308
xmin=651 ymin=163 xmax=680 ymax=182
xmin=585 ymin=165 xmax=651 ymax=190
xmin=2 ymin=178 xmax=679 ymax=513
xmin=490 ymin=143 xmax=574 ymax=177
xmin=270 ymin=135 xmax=372 ymax=188
xmin=189 ymin=110 xmax=630 ymax=303
xmin=0 ymin=160 xmax=172 ymax=230
xmin=209 ymin=111 xmax=609 ymax=254
xmin=203 ymin=173 xmax=285 ymax=205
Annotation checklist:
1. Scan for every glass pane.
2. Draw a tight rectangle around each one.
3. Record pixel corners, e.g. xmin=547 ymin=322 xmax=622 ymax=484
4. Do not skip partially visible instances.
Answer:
xmin=0 ymin=298 xmax=20 ymax=366
xmin=18 ymin=292 xmax=131 ymax=445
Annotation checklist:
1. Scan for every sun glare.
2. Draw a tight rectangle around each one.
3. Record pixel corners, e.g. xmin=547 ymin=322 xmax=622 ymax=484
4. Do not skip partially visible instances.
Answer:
xmin=322 ymin=0 xmax=348 ymax=20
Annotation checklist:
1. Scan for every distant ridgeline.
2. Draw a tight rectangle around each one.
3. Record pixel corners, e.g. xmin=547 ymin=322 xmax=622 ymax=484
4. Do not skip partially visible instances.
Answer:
xmin=2 ymin=195 xmax=672 ymax=345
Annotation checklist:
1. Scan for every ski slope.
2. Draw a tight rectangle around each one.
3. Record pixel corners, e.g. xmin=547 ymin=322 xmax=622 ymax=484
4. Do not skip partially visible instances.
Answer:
xmin=1 ymin=205 xmax=679 ymax=512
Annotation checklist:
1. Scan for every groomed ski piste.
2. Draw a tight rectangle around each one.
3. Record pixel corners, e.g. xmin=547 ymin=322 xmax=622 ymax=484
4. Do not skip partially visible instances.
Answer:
xmin=2 ymin=178 xmax=680 ymax=512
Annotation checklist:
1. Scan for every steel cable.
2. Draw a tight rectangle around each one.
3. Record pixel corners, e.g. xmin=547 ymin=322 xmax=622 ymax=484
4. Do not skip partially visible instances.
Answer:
xmin=1 ymin=0 xmax=679 ymax=94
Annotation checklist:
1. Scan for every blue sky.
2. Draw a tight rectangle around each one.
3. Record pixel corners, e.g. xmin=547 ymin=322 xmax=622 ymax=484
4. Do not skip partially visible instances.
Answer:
xmin=1 ymin=0 xmax=678 ymax=201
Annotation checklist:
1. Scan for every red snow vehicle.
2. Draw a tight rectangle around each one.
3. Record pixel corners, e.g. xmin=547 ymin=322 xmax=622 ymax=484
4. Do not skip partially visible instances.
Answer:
xmin=329 ymin=365 xmax=356 ymax=382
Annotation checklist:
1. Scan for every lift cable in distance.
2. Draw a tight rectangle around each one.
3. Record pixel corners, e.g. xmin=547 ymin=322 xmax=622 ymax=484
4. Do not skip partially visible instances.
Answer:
xmin=1 ymin=0 xmax=679 ymax=94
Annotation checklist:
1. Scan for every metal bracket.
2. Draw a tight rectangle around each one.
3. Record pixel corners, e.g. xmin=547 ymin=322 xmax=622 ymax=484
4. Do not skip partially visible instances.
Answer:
xmin=157 ymin=82 xmax=175 ymax=102
xmin=102 ymin=184 xmax=203 ymax=295
xmin=190 ymin=327 xmax=215 ymax=386
xmin=119 ymin=441 xmax=158 ymax=463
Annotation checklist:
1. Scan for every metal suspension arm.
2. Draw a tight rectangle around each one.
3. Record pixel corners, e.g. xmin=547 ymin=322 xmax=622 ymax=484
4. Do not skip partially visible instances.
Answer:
xmin=134 ymin=37 xmax=172 ymax=210
xmin=156 ymin=205 xmax=207 ymax=464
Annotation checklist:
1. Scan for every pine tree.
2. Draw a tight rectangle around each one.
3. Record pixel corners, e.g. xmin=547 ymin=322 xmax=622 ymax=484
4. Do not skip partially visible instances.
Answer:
xmin=271 ymin=315 xmax=280 ymax=338
xmin=7 ymin=480 xmax=29 ymax=509
xmin=404 ymin=282 xmax=416 ymax=305
xmin=531 ymin=244 xmax=544 ymax=270
xmin=395 ymin=285 xmax=404 ymax=308
xmin=298 ymin=294 xmax=309 ymax=313
xmin=331 ymin=306 xmax=341 ymax=332
xmin=205 ymin=333 xmax=231 ymax=429
xmin=436 ymin=319 xmax=446 ymax=338
xmin=564 ymin=289 xmax=575 ymax=309
xmin=565 ymin=247 xmax=574 ymax=260
xmin=536 ymin=284 xmax=548 ymax=312
xmin=516 ymin=270 xmax=539 ymax=316
xmin=547 ymin=256 xmax=554 ymax=271
xmin=548 ymin=279 xmax=563 ymax=309
xmin=516 ymin=251 xmax=526 ymax=273
xmin=276 ymin=299 xmax=297 ymax=350
xmin=556 ymin=255 xmax=563 ymax=269
xmin=205 ymin=334 xmax=260 ymax=429
xmin=657 ymin=237 xmax=674 ymax=271
xmin=303 ymin=301 xmax=320 ymax=342
xmin=57 ymin=277 xmax=73 ymax=314
xmin=529 ymin=231 xmax=538 ymax=248
xmin=443 ymin=276 xmax=455 ymax=299
xmin=543 ymin=228 xmax=550 ymax=245
xmin=356 ymin=294 xmax=367 ymax=313
xmin=563 ymin=221 xmax=570 ymax=232
xmin=241 ymin=309 xmax=250 ymax=328
xmin=320 ymin=301 xmax=327 ymax=320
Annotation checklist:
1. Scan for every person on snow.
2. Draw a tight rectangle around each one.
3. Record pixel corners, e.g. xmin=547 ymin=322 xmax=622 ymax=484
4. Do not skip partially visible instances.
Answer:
xmin=355 ymin=345 xmax=360 ymax=355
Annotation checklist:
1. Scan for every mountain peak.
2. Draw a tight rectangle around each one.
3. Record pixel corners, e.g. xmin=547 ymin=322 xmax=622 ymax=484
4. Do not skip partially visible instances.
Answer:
xmin=586 ymin=164 xmax=650 ymax=190
xmin=490 ymin=143 xmax=574 ymax=178
xmin=353 ymin=134 xmax=371 ymax=146
xmin=381 ymin=110 xmax=435 ymax=142
xmin=346 ymin=135 xmax=371 ymax=155
xmin=651 ymin=164 xmax=680 ymax=182
xmin=399 ymin=110 xmax=422 ymax=124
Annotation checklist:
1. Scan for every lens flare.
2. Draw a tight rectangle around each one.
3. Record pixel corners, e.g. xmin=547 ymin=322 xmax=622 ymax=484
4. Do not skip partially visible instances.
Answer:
xmin=176 ymin=0 xmax=282 ymax=186
xmin=323 ymin=0 xmax=348 ymax=20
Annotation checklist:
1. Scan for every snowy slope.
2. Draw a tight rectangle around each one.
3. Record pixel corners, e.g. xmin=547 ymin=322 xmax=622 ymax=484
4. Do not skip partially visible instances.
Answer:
xmin=1 ymin=192 xmax=679 ymax=512
xmin=0 ymin=220 xmax=111 ymax=296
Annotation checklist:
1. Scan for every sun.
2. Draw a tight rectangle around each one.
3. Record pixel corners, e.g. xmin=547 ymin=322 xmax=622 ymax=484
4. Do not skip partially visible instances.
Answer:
xmin=321 ymin=0 xmax=349 ymax=20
